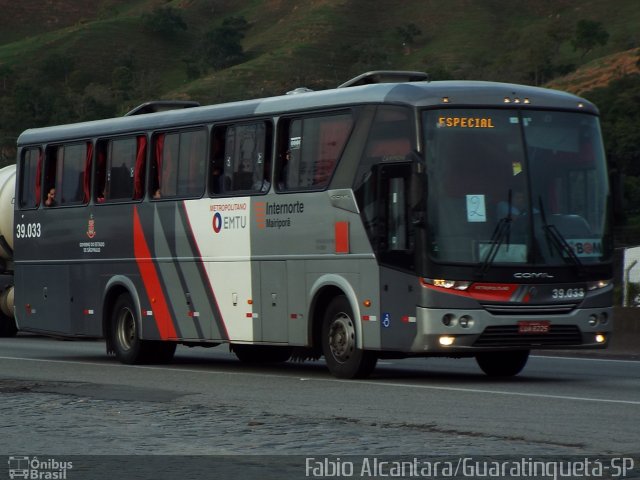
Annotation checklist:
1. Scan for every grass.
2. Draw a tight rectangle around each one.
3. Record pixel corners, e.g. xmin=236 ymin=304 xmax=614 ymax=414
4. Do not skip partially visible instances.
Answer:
xmin=1 ymin=0 xmax=640 ymax=107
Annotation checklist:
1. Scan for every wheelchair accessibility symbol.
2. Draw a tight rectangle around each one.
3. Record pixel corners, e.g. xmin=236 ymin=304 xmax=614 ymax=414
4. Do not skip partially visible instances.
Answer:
xmin=382 ymin=313 xmax=391 ymax=328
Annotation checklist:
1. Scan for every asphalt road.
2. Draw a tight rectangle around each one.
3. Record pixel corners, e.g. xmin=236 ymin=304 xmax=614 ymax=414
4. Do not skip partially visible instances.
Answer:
xmin=1 ymin=334 xmax=638 ymax=461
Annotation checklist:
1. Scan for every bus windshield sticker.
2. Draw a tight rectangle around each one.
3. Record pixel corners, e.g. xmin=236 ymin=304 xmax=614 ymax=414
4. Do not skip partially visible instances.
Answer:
xmin=466 ymin=194 xmax=486 ymax=222
xmin=565 ymin=238 xmax=603 ymax=258
xmin=289 ymin=136 xmax=301 ymax=149
xmin=512 ymin=161 xmax=522 ymax=176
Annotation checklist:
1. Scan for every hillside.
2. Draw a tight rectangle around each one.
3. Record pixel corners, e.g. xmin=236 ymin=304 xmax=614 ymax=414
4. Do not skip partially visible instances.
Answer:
xmin=1 ymin=0 xmax=639 ymax=106
xmin=548 ymin=47 xmax=640 ymax=95
xmin=1 ymin=0 xmax=639 ymax=163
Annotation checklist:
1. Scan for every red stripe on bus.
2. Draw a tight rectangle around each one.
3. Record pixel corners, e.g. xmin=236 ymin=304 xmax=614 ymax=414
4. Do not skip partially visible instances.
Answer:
xmin=335 ymin=221 xmax=349 ymax=254
xmin=132 ymin=207 xmax=177 ymax=340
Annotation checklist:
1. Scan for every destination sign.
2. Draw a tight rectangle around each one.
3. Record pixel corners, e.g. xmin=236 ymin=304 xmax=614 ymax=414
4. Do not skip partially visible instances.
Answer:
xmin=438 ymin=117 xmax=495 ymax=128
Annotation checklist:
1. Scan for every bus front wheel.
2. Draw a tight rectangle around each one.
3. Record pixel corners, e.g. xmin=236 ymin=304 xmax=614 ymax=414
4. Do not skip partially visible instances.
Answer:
xmin=322 ymin=295 xmax=377 ymax=379
xmin=475 ymin=350 xmax=530 ymax=377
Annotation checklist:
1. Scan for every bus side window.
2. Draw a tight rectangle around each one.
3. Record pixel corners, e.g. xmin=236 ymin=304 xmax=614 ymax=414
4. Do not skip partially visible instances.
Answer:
xmin=212 ymin=122 xmax=271 ymax=195
xmin=19 ymin=148 xmax=42 ymax=209
xmin=94 ymin=142 xmax=107 ymax=203
xmin=152 ymin=129 xmax=206 ymax=199
xmin=106 ymin=137 xmax=137 ymax=201
xmin=43 ymin=146 xmax=58 ymax=206
xmin=177 ymin=129 xmax=206 ymax=197
xmin=42 ymin=143 xmax=88 ymax=207
xmin=210 ymin=127 xmax=226 ymax=194
xmin=276 ymin=112 xmax=352 ymax=192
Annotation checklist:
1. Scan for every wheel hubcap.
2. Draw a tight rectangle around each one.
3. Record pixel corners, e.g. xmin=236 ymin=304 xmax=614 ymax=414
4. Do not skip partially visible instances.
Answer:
xmin=116 ymin=307 xmax=136 ymax=351
xmin=328 ymin=313 xmax=355 ymax=363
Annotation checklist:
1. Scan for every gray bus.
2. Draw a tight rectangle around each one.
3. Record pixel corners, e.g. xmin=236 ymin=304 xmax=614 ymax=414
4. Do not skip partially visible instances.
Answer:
xmin=9 ymin=71 xmax=612 ymax=378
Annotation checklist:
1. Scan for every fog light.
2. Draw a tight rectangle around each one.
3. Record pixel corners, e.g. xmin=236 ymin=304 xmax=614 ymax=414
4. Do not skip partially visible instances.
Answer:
xmin=598 ymin=312 xmax=609 ymax=324
xmin=442 ymin=314 xmax=456 ymax=327
xmin=595 ymin=334 xmax=606 ymax=344
xmin=459 ymin=315 xmax=473 ymax=328
xmin=588 ymin=315 xmax=598 ymax=326
xmin=439 ymin=336 xmax=455 ymax=346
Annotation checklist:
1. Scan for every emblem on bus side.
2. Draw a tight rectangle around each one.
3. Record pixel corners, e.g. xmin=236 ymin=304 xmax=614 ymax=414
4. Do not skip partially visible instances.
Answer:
xmin=87 ymin=214 xmax=96 ymax=239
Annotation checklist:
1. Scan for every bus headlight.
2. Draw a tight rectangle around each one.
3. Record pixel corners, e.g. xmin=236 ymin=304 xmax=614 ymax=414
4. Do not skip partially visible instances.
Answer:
xmin=422 ymin=278 xmax=471 ymax=290
xmin=587 ymin=280 xmax=610 ymax=290
xmin=459 ymin=315 xmax=474 ymax=328
xmin=442 ymin=314 xmax=457 ymax=327
xmin=595 ymin=334 xmax=606 ymax=344
xmin=439 ymin=336 xmax=455 ymax=346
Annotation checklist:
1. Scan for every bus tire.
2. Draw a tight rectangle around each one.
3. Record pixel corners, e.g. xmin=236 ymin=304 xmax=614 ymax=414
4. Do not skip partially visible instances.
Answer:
xmin=232 ymin=344 xmax=292 ymax=363
xmin=475 ymin=350 xmax=530 ymax=377
xmin=322 ymin=295 xmax=377 ymax=379
xmin=0 ymin=313 xmax=17 ymax=337
xmin=111 ymin=293 xmax=153 ymax=364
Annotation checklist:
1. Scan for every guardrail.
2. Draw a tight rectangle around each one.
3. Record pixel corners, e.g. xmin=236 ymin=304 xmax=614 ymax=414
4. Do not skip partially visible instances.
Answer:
xmin=611 ymin=307 xmax=640 ymax=355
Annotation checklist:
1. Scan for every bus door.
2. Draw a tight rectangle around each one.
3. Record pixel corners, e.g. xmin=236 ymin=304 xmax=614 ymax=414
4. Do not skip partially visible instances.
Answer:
xmin=376 ymin=162 xmax=420 ymax=350
xmin=260 ymin=261 xmax=288 ymax=342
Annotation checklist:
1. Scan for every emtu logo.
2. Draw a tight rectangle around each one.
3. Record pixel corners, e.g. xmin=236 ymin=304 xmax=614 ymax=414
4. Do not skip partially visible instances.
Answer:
xmin=210 ymin=202 xmax=248 ymax=234
xmin=212 ymin=212 xmax=223 ymax=234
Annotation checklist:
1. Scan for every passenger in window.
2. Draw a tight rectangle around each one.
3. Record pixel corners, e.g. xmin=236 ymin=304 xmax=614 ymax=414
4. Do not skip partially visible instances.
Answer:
xmin=253 ymin=158 xmax=271 ymax=192
xmin=44 ymin=188 xmax=57 ymax=207
xmin=153 ymin=189 xmax=161 ymax=199
xmin=253 ymin=176 xmax=270 ymax=193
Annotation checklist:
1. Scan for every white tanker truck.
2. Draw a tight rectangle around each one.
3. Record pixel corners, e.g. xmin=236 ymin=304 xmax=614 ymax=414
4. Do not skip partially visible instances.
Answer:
xmin=0 ymin=164 xmax=16 ymax=336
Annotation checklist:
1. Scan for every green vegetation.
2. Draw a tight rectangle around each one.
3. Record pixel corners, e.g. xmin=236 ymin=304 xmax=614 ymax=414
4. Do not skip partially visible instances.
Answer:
xmin=0 ymin=0 xmax=639 ymax=242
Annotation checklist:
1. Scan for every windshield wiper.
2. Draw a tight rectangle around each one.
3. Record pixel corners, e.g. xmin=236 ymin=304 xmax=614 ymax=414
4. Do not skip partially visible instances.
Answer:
xmin=477 ymin=190 xmax=514 ymax=277
xmin=537 ymin=197 xmax=585 ymax=273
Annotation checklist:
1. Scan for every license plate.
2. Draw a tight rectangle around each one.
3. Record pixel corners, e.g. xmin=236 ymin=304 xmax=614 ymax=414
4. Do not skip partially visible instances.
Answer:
xmin=518 ymin=321 xmax=550 ymax=334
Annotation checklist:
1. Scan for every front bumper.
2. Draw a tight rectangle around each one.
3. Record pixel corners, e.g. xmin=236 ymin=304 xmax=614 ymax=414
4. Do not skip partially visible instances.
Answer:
xmin=410 ymin=306 xmax=612 ymax=353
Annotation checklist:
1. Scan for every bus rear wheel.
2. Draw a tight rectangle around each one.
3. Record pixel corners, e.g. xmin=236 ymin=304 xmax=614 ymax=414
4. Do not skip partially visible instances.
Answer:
xmin=0 ymin=313 xmax=17 ymax=337
xmin=322 ymin=295 xmax=377 ymax=379
xmin=111 ymin=293 xmax=175 ymax=364
xmin=475 ymin=350 xmax=530 ymax=377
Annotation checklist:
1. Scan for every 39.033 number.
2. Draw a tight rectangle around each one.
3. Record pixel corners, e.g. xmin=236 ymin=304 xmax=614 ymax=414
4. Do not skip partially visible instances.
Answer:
xmin=15 ymin=222 xmax=41 ymax=239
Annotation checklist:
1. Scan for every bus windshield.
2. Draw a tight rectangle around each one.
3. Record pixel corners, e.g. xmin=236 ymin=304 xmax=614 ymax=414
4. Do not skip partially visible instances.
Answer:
xmin=423 ymin=109 xmax=611 ymax=267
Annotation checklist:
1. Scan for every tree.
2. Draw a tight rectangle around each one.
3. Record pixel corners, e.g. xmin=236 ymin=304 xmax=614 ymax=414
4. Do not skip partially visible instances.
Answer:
xmin=39 ymin=53 xmax=75 ymax=85
xmin=201 ymin=16 xmax=249 ymax=71
xmin=0 ymin=64 xmax=12 ymax=91
xmin=142 ymin=6 xmax=187 ymax=37
xmin=584 ymin=74 xmax=640 ymax=228
xmin=112 ymin=66 xmax=134 ymax=101
xmin=572 ymin=20 xmax=609 ymax=59
xmin=395 ymin=23 xmax=422 ymax=52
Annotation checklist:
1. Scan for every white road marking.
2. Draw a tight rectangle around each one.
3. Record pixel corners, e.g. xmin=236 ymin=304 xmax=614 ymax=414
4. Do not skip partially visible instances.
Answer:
xmin=1 ymin=355 xmax=639 ymax=406
xmin=531 ymin=354 xmax=640 ymax=364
